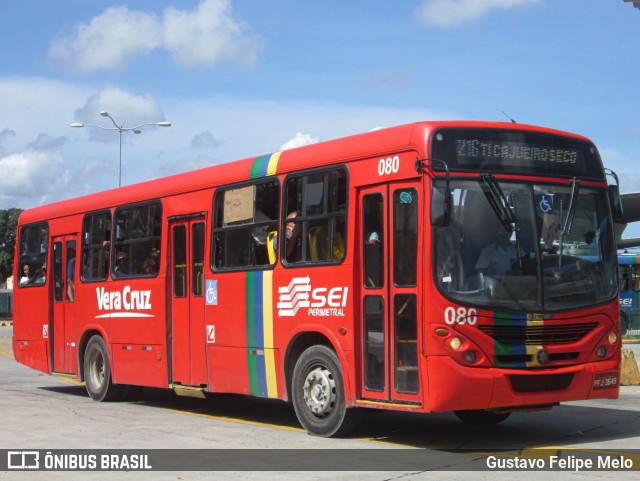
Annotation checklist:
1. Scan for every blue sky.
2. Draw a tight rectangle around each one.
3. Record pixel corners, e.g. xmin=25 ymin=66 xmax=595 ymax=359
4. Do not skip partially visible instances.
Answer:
xmin=1 ymin=1 xmax=640 ymax=235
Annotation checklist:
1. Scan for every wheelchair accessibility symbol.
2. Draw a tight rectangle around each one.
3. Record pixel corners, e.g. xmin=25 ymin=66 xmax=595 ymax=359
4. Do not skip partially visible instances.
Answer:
xmin=206 ymin=280 xmax=218 ymax=305
xmin=536 ymin=194 xmax=554 ymax=214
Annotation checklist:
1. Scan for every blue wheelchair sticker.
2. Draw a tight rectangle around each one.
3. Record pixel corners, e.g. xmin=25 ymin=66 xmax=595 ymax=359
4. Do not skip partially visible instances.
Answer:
xmin=206 ymin=280 xmax=218 ymax=305
xmin=536 ymin=194 xmax=554 ymax=214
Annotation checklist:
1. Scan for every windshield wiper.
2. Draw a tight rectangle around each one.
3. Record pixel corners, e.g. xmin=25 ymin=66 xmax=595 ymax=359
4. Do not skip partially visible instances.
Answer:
xmin=558 ymin=177 xmax=580 ymax=267
xmin=480 ymin=174 xmax=523 ymax=268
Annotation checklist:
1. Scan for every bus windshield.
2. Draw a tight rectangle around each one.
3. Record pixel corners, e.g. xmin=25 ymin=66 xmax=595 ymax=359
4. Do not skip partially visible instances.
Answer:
xmin=434 ymin=179 xmax=617 ymax=311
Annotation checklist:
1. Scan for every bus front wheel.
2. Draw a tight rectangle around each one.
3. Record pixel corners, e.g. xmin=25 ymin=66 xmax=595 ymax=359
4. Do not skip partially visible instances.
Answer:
xmin=291 ymin=345 xmax=360 ymax=437
xmin=83 ymin=335 xmax=123 ymax=402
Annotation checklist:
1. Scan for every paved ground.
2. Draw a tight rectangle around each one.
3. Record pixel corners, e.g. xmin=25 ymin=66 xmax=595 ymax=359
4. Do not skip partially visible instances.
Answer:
xmin=1 ymin=324 xmax=639 ymax=480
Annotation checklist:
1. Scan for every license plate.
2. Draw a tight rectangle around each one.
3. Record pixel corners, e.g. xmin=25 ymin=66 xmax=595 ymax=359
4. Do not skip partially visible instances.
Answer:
xmin=593 ymin=372 xmax=618 ymax=389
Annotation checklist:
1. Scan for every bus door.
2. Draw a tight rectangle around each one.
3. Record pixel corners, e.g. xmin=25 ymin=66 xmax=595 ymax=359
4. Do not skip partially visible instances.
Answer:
xmin=51 ymin=235 xmax=77 ymax=373
xmin=169 ymin=215 xmax=207 ymax=386
xmin=359 ymin=182 xmax=421 ymax=402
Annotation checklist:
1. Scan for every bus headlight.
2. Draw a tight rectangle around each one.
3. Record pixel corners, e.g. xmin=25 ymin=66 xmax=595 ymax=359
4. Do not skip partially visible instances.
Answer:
xmin=608 ymin=331 xmax=617 ymax=345
xmin=434 ymin=329 xmax=491 ymax=367
xmin=596 ymin=346 xmax=606 ymax=358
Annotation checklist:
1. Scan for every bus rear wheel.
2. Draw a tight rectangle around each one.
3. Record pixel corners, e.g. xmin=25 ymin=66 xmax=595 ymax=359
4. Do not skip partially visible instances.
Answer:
xmin=292 ymin=345 xmax=360 ymax=437
xmin=454 ymin=409 xmax=511 ymax=425
xmin=83 ymin=335 xmax=123 ymax=402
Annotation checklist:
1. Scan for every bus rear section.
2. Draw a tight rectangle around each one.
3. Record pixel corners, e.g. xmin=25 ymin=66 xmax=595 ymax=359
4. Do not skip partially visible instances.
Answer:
xmin=12 ymin=222 xmax=51 ymax=375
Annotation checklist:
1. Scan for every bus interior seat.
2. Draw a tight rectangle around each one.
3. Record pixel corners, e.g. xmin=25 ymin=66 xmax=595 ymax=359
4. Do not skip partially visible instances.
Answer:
xmin=308 ymin=226 xmax=344 ymax=261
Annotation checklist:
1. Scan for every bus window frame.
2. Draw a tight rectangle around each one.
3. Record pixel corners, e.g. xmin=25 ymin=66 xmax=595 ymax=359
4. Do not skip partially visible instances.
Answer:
xmin=282 ymin=166 xmax=349 ymax=268
xmin=632 ymin=265 xmax=640 ymax=292
xmin=112 ymin=200 xmax=163 ymax=280
xmin=17 ymin=222 xmax=49 ymax=289
xmin=211 ymin=177 xmax=281 ymax=272
xmin=81 ymin=209 xmax=112 ymax=283
xmin=619 ymin=264 xmax=631 ymax=292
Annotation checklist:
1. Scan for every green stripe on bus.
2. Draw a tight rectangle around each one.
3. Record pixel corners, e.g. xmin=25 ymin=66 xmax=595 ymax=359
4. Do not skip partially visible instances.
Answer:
xmin=246 ymin=272 xmax=259 ymax=396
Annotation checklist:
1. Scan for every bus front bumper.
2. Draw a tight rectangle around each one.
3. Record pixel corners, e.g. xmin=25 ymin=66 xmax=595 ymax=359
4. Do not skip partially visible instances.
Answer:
xmin=426 ymin=355 xmax=620 ymax=413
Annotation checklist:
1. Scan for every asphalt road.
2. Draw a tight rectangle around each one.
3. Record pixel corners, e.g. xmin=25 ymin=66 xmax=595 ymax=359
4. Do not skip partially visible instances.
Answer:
xmin=1 ymin=324 xmax=639 ymax=480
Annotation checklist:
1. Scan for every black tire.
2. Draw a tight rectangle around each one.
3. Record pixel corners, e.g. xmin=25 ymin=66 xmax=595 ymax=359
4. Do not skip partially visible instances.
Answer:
xmin=454 ymin=409 xmax=511 ymax=426
xmin=292 ymin=345 xmax=361 ymax=437
xmin=83 ymin=335 xmax=123 ymax=402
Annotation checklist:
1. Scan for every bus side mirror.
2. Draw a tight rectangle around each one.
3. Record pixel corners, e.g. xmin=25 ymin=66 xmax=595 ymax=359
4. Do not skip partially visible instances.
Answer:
xmin=431 ymin=186 xmax=451 ymax=227
xmin=608 ymin=184 xmax=624 ymax=222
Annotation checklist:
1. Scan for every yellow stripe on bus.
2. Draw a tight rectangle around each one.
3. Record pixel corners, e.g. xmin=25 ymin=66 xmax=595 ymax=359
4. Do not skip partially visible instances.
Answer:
xmin=267 ymin=151 xmax=281 ymax=176
xmin=262 ymin=270 xmax=278 ymax=398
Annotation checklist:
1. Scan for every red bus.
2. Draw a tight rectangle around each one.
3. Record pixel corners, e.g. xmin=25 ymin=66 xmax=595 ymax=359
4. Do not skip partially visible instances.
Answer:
xmin=12 ymin=121 xmax=622 ymax=436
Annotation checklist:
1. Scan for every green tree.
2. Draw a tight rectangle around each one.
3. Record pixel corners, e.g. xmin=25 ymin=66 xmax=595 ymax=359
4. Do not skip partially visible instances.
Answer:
xmin=0 ymin=208 xmax=23 ymax=285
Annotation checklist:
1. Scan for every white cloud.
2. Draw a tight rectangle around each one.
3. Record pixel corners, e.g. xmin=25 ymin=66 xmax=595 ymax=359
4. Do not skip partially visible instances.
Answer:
xmin=0 ymin=75 xmax=457 ymax=208
xmin=161 ymin=96 xmax=455 ymax=169
xmin=280 ymin=132 xmax=321 ymax=151
xmin=190 ymin=130 xmax=223 ymax=149
xmin=414 ymin=0 xmax=540 ymax=28
xmin=0 ymin=77 xmax=90 ymax=142
xmin=48 ymin=6 xmax=161 ymax=73
xmin=73 ymin=87 xmax=168 ymax=143
xmin=163 ymin=0 xmax=260 ymax=67
xmin=27 ymin=134 xmax=69 ymax=152
xmin=0 ymin=128 xmax=16 ymax=156
xmin=0 ymin=149 xmax=70 ymax=208
xmin=48 ymin=0 xmax=260 ymax=73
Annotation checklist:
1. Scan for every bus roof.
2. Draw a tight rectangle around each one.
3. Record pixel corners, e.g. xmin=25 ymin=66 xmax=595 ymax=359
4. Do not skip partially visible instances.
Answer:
xmin=19 ymin=120 xmax=593 ymax=225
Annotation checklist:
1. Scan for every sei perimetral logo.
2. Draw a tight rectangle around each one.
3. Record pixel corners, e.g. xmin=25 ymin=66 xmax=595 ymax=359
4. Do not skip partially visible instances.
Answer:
xmin=277 ymin=277 xmax=348 ymax=317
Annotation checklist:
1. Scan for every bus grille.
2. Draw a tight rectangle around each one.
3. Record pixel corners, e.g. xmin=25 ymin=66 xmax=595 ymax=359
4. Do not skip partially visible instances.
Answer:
xmin=509 ymin=373 xmax=574 ymax=393
xmin=477 ymin=322 xmax=598 ymax=345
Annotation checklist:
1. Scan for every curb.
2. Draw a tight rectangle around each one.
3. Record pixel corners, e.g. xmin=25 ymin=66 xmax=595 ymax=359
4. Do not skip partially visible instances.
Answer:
xmin=0 ymin=321 xmax=12 ymax=327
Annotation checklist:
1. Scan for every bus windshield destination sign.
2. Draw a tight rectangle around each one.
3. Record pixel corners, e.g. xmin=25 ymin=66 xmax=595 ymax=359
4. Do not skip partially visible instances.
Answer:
xmin=430 ymin=128 xmax=605 ymax=179
xmin=456 ymin=139 xmax=579 ymax=166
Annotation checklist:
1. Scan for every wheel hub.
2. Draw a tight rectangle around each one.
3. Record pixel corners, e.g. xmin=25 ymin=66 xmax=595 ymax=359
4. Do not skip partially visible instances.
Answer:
xmin=302 ymin=366 xmax=337 ymax=417
xmin=89 ymin=350 xmax=105 ymax=388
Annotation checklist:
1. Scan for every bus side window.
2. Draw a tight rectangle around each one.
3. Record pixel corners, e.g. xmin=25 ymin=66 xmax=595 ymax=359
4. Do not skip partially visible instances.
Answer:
xmin=18 ymin=223 xmax=49 ymax=287
xmin=620 ymin=265 xmax=630 ymax=292
xmin=632 ymin=265 xmax=640 ymax=292
xmin=212 ymin=180 xmax=280 ymax=270
xmin=363 ymin=194 xmax=383 ymax=288
xmin=284 ymin=168 xmax=347 ymax=264
xmin=82 ymin=211 xmax=111 ymax=281
xmin=112 ymin=202 xmax=162 ymax=279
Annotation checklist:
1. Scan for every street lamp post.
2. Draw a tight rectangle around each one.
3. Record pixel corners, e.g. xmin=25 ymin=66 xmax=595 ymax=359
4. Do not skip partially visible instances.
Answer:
xmin=71 ymin=111 xmax=171 ymax=187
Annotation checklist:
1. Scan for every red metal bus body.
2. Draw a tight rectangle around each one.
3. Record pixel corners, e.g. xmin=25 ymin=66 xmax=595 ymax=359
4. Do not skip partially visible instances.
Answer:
xmin=12 ymin=121 xmax=621 ymax=436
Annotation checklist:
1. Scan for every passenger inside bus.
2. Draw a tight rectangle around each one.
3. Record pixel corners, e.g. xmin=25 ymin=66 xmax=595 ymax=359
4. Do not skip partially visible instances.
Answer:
xmin=19 ymin=263 xmax=32 ymax=285
xmin=363 ymin=201 xmax=383 ymax=288
xmin=114 ymin=251 xmax=128 ymax=276
xmin=102 ymin=240 xmax=110 ymax=273
xmin=475 ymin=228 xmax=517 ymax=276
xmin=36 ymin=264 xmax=47 ymax=284
xmin=285 ymin=211 xmax=302 ymax=261
xmin=143 ymin=248 xmax=160 ymax=275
